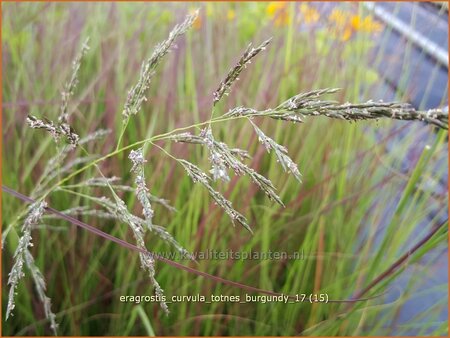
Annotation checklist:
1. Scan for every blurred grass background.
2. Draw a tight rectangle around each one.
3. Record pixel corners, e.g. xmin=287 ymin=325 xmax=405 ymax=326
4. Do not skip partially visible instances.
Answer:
xmin=2 ymin=2 xmax=448 ymax=336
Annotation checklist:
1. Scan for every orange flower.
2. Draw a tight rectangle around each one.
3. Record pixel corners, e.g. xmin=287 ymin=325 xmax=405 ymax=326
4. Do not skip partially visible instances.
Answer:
xmin=341 ymin=27 xmax=352 ymax=42
xmin=299 ymin=3 xmax=320 ymax=24
xmin=350 ymin=15 xmax=362 ymax=30
xmin=328 ymin=9 xmax=383 ymax=41
xmin=227 ymin=9 xmax=236 ymax=21
xmin=266 ymin=2 xmax=287 ymax=16
xmin=329 ymin=8 xmax=349 ymax=28
xmin=266 ymin=2 xmax=291 ymax=27
xmin=350 ymin=15 xmax=383 ymax=34
xmin=361 ymin=16 xmax=383 ymax=33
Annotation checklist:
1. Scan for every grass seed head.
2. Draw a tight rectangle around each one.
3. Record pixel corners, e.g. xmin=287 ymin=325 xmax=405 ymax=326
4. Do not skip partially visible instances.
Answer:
xmin=122 ymin=11 xmax=198 ymax=119
xmin=6 ymin=201 xmax=48 ymax=321
xmin=213 ymin=38 xmax=272 ymax=105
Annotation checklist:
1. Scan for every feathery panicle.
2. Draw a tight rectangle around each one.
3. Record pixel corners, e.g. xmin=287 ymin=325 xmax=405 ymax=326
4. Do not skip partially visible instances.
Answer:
xmin=122 ymin=11 xmax=198 ymax=119
xmin=228 ymin=148 xmax=252 ymax=160
xmin=279 ymin=89 xmax=448 ymax=129
xmin=201 ymin=127 xmax=230 ymax=182
xmin=276 ymin=88 xmax=341 ymax=113
xmin=129 ymin=148 xmax=155 ymax=221
xmin=149 ymin=224 xmax=193 ymax=260
xmin=421 ymin=107 xmax=448 ymax=129
xmin=179 ymin=159 xmax=210 ymax=184
xmin=27 ymin=39 xmax=90 ymax=147
xmin=223 ymin=106 xmax=260 ymax=118
xmin=169 ymin=132 xmax=251 ymax=160
xmin=179 ymin=160 xmax=252 ymax=233
xmin=105 ymin=195 xmax=169 ymax=313
xmin=213 ymin=38 xmax=271 ymax=105
xmin=199 ymin=128 xmax=284 ymax=206
xmin=26 ymin=115 xmax=80 ymax=146
xmin=6 ymin=201 xmax=47 ymax=320
xmin=24 ymin=250 xmax=58 ymax=335
xmin=86 ymin=187 xmax=190 ymax=312
xmin=171 ymin=128 xmax=283 ymax=205
xmin=139 ymin=251 xmax=168 ymax=313
xmin=96 ymin=196 xmax=187 ymax=255
xmin=26 ymin=116 xmax=63 ymax=142
xmin=249 ymin=120 xmax=302 ymax=182
xmin=58 ymin=38 xmax=90 ymax=124
xmin=58 ymin=123 xmax=80 ymax=146
xmin=225 ymin=88 xmax=448 ymax=129
xmin=26 ymin=114 xmax=79 ymax=146
xmin=243 ymin=167 xmax=284 ymax=206
xmin=224 ymin=106 xmax=303 ymax=123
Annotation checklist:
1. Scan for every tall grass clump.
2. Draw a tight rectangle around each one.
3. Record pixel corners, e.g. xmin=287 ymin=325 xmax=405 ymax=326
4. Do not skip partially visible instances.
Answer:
xmin=2 ymin=5 xmax=448 ymax=336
